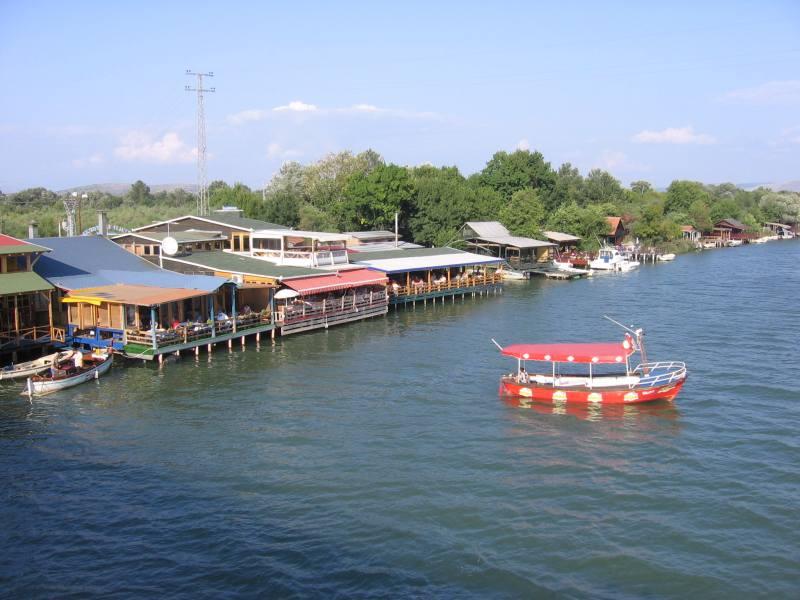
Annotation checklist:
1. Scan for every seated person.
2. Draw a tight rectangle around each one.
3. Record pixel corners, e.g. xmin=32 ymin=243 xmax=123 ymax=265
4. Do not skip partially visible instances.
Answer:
xmin=216 ymin=310 xmax=229 ymax=321
xmin=516 ymin=367 xmax=529 ymax=384
xmin=242 ymin=304 xmax=252 ymax=315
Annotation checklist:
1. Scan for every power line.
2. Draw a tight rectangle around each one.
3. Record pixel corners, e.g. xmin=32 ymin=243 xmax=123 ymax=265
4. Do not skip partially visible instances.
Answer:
xmin=185 ymin=70 xmax=215 ymax=216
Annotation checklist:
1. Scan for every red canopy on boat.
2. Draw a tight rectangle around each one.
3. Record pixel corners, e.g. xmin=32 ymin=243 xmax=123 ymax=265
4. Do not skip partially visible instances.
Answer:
xmin=501 ymin=338 xmax=634 ymax=364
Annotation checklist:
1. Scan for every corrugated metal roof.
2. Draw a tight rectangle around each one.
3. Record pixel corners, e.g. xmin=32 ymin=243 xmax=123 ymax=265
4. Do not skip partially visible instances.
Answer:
xmin=470 ymin=235 xmax=554 ymax=249
xmin=464 ymin=221 xmax=511 ymax=238
xmin=30 ymin=237 xmax=227 ymax=292
xmin=543 ymin=231 xmax=581 ymax=243
xmin=352 ymin=248 xmax=503 ymax=273
xmin=162 ymin=252 xmax=328 ymax=279
xmin=0 ymin=271 xmax=53 ymax=295
xmin=113 ymin=231 xmax=225 ymax=243
xmin=282 ymin=269 xmax=388 ymax=296
xmin=349 ymin=247 xmax=465 ymax=262
xmin=344 ymin=230 xmax=397 ymax=240
xmin=133 ymin=214 xmax=288 ymax=232
xmin=65 ymin=284 xmax=213 ymax=307
xmin=0 ymin=234 xmax=50 ymax=255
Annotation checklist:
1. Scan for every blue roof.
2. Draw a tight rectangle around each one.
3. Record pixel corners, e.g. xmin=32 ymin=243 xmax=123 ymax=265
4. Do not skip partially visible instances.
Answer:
xmin=30 ymin=237 xmax=228 ymax=292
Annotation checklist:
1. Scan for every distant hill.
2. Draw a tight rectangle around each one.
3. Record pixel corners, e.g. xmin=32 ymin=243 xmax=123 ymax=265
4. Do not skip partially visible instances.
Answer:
xmin=741 ymin=180 xmax=800 ymax=193
xmin=57 ymin=182 xmax=198 ymax=195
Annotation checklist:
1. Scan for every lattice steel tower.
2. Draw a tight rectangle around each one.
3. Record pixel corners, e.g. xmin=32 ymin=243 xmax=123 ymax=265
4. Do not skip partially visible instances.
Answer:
xmin=185 ymin=70 xmax=215 ymax=216
xmin=63 ymin=192 xmax=80 ymax=237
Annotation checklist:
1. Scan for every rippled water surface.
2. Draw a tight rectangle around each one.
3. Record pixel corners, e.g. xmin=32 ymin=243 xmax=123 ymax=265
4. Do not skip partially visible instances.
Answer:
xmin=2 ymin=242 xmax=799 ymax=598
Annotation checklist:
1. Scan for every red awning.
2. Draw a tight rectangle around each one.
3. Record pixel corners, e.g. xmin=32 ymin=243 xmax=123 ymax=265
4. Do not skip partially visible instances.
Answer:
xmin=501 ymin=338 xmax=634 ymax=364
xmin=282 ymin=269 xmax=387 ymax=296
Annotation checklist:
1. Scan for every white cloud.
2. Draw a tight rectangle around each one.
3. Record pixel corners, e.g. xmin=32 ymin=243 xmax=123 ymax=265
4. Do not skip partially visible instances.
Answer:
xmin=227 ymin=100 xmax=442 ymax=125
xmin=266 ymin=142 xmax=303 ymax=160
xmin=632 ymin=126 xmax=716 ymax=145
xmin=723 ymin=80 xmax=800 ymax=105
xmin=273 ymin=100 xmax=319 ymax=113
xmin=71 ymin=153 xmax=105 ymax=168
xmin=516 ymin=139 xmax=530 ymax=151
xmin=227 ymin=109 xmax=269 ymax=125
xmin=594 ymin=150 xmax=651 ymax=173
xmin=114 ymin=131 xmax=196 ymax=163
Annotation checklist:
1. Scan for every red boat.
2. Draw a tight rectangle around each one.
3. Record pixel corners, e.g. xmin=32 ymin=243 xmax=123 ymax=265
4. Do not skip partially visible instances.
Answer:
xmin=496 ymin=321 xmax=687 ymax=405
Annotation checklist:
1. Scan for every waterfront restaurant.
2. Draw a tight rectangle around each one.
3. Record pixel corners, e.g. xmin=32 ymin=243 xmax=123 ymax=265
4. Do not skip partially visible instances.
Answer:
xmin=248 ymin=229 xmax=351 ymax=268
xmin=0 ymin=234 xmax=56 ymax=360
xmin=272 ymin=268 xmax=389 ymax=335
xmin=131 ymin=207 xmax=288 ymax=252
xmin=32 ymin=236 xmax=273 ymax=361
xmin=461 ymin=222 xmax=554 ymax=267
xmin=157 ymin=251 xmax=388 ymax=336
xmin=350 ymin=247 xmax=504 ymax=306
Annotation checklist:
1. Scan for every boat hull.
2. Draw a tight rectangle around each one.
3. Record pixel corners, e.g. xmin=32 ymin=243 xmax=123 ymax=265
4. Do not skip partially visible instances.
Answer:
xmin=25 ymin=355 xmax=113 ymax=396
xmin=0 ymin=351 xmax=75 ymax=381
xmin=499 ymin=376 xmax=686 ymax=405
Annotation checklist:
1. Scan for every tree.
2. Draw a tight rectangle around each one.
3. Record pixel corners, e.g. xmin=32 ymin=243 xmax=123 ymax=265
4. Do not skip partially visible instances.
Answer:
xmin=546 ymin=163 xmax=584 ymax=211
xmin=261 ymin=189 xmax=301 ymax=227
xmin=580 ymin=169 xmax=625 ymax=207
xmin=127 ymin=180 xmax=152 ymax=205
xmin=479 ymin=149 xmax=556 ymax=200
xmin=339 ymin=164 xmax=413 ymax=231
xmin=546 ymin=202 xmax=608 ymax=249
xmin=630 ymin=180 xmax=652 ymax=196
xmin=688 ymin=199 xmax=712 ymax=231
xmin=499 ymin=188 xmax=546 ymax=238
xmin=665 ymin=180 xmax=708 ymax=214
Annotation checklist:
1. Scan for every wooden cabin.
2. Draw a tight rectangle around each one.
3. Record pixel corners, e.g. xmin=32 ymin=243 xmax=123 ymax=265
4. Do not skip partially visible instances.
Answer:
xmin=461 ymin=222 xmax=554 ymax=267
xmin=681 ymin=225 xmax=701 ymax=243
xmin=1 ymin=234 xmax=56 ymax=360
xmin=605 ymin=217 xmax=626 ymax=246
xmin=543 ymin=231 xmax=581 ymax=253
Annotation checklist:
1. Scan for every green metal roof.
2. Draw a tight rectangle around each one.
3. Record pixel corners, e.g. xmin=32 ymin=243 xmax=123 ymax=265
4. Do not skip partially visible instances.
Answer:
xmin=349 ymin=246 xmax=465 ymax=262
xmin=0 ymin=271 xmax=53 ymax=295
xmin=162 ymin=252 xmax=328 ymax=279
xmin=201 ymin=213 xmax=288 ymax=230
xmin=0 ymin=238 xmax=50 ymax=255
xmin=115 ymin=230 xmax=225 ymax=243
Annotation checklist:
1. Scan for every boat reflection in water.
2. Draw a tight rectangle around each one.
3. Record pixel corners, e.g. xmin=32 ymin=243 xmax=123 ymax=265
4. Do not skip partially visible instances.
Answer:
xmin=502 ymin=397 xmax=681 ymax=423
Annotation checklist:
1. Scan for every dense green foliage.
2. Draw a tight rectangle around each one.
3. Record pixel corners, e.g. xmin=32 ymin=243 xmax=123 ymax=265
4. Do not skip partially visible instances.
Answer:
xmin=3 ymin=149 xmax=798 ymax=251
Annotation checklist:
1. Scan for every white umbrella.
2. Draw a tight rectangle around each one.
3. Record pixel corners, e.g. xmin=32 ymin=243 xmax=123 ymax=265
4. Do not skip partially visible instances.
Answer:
xmin=274 ymin=288 xmax=300 ymax=300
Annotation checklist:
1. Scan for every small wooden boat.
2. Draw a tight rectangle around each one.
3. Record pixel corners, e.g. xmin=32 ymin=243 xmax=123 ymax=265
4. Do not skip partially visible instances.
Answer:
xmin=0 ymin=350 xmax=76 ymax=381
xmin=24 ymin=351 xmax=113 ymax=396
xmin=497 ymin=265 xmax=526 ymax=280
xmin=495 ymin=318 xmax=687 ymax=405
xmin=657 ymin=253 xmax=676 ymax=261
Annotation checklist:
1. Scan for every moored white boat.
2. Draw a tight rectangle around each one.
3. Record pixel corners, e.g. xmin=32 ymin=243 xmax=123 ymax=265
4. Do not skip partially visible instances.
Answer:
xmin=657 ymin=253 xmax=676 ymax=261
xmin=589 ymin=247 xmax=639 ymax=272
xmin=24 ymin=351 xmax=113 ymax=396
xmin=0 ymin=350 xmax=75 ymax=381
xmin=553 ymin=259 xmax=593 ymax=276
xmin=498 ymin=267 xmax=526 ymax=280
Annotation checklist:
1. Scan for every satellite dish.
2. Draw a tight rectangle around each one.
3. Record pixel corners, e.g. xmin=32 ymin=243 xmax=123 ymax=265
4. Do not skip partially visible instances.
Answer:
xmin=161 ymin=236 xmax=179 ymax=256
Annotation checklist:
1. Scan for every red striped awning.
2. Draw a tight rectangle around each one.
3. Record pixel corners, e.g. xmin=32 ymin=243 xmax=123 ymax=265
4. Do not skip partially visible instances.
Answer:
xmin=282 ymin=269 xmax=387 ymax=296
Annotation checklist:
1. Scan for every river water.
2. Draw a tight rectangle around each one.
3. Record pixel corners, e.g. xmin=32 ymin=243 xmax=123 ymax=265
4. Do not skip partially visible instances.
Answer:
xmin=1 ymin=242 xmax=798 ymax=598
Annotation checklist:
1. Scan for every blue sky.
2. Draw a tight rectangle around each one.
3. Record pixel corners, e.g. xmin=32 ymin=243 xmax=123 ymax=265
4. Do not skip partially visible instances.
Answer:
xmin=1 ymin=0 xmax=798 ymax=192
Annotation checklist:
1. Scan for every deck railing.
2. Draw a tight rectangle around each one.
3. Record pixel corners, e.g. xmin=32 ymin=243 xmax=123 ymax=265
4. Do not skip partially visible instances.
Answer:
xmin=277 ymin=293 xmax=388 ymax=325
xmin=633 ymin=361 xmax=687 ymax=387
xmin=389 ymin=273 xmax=503 ymax=298
xmin=0 ymin=325 xmax=52 ymax=346
xmin=125 ymin=312 xmax=272 ymax=349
